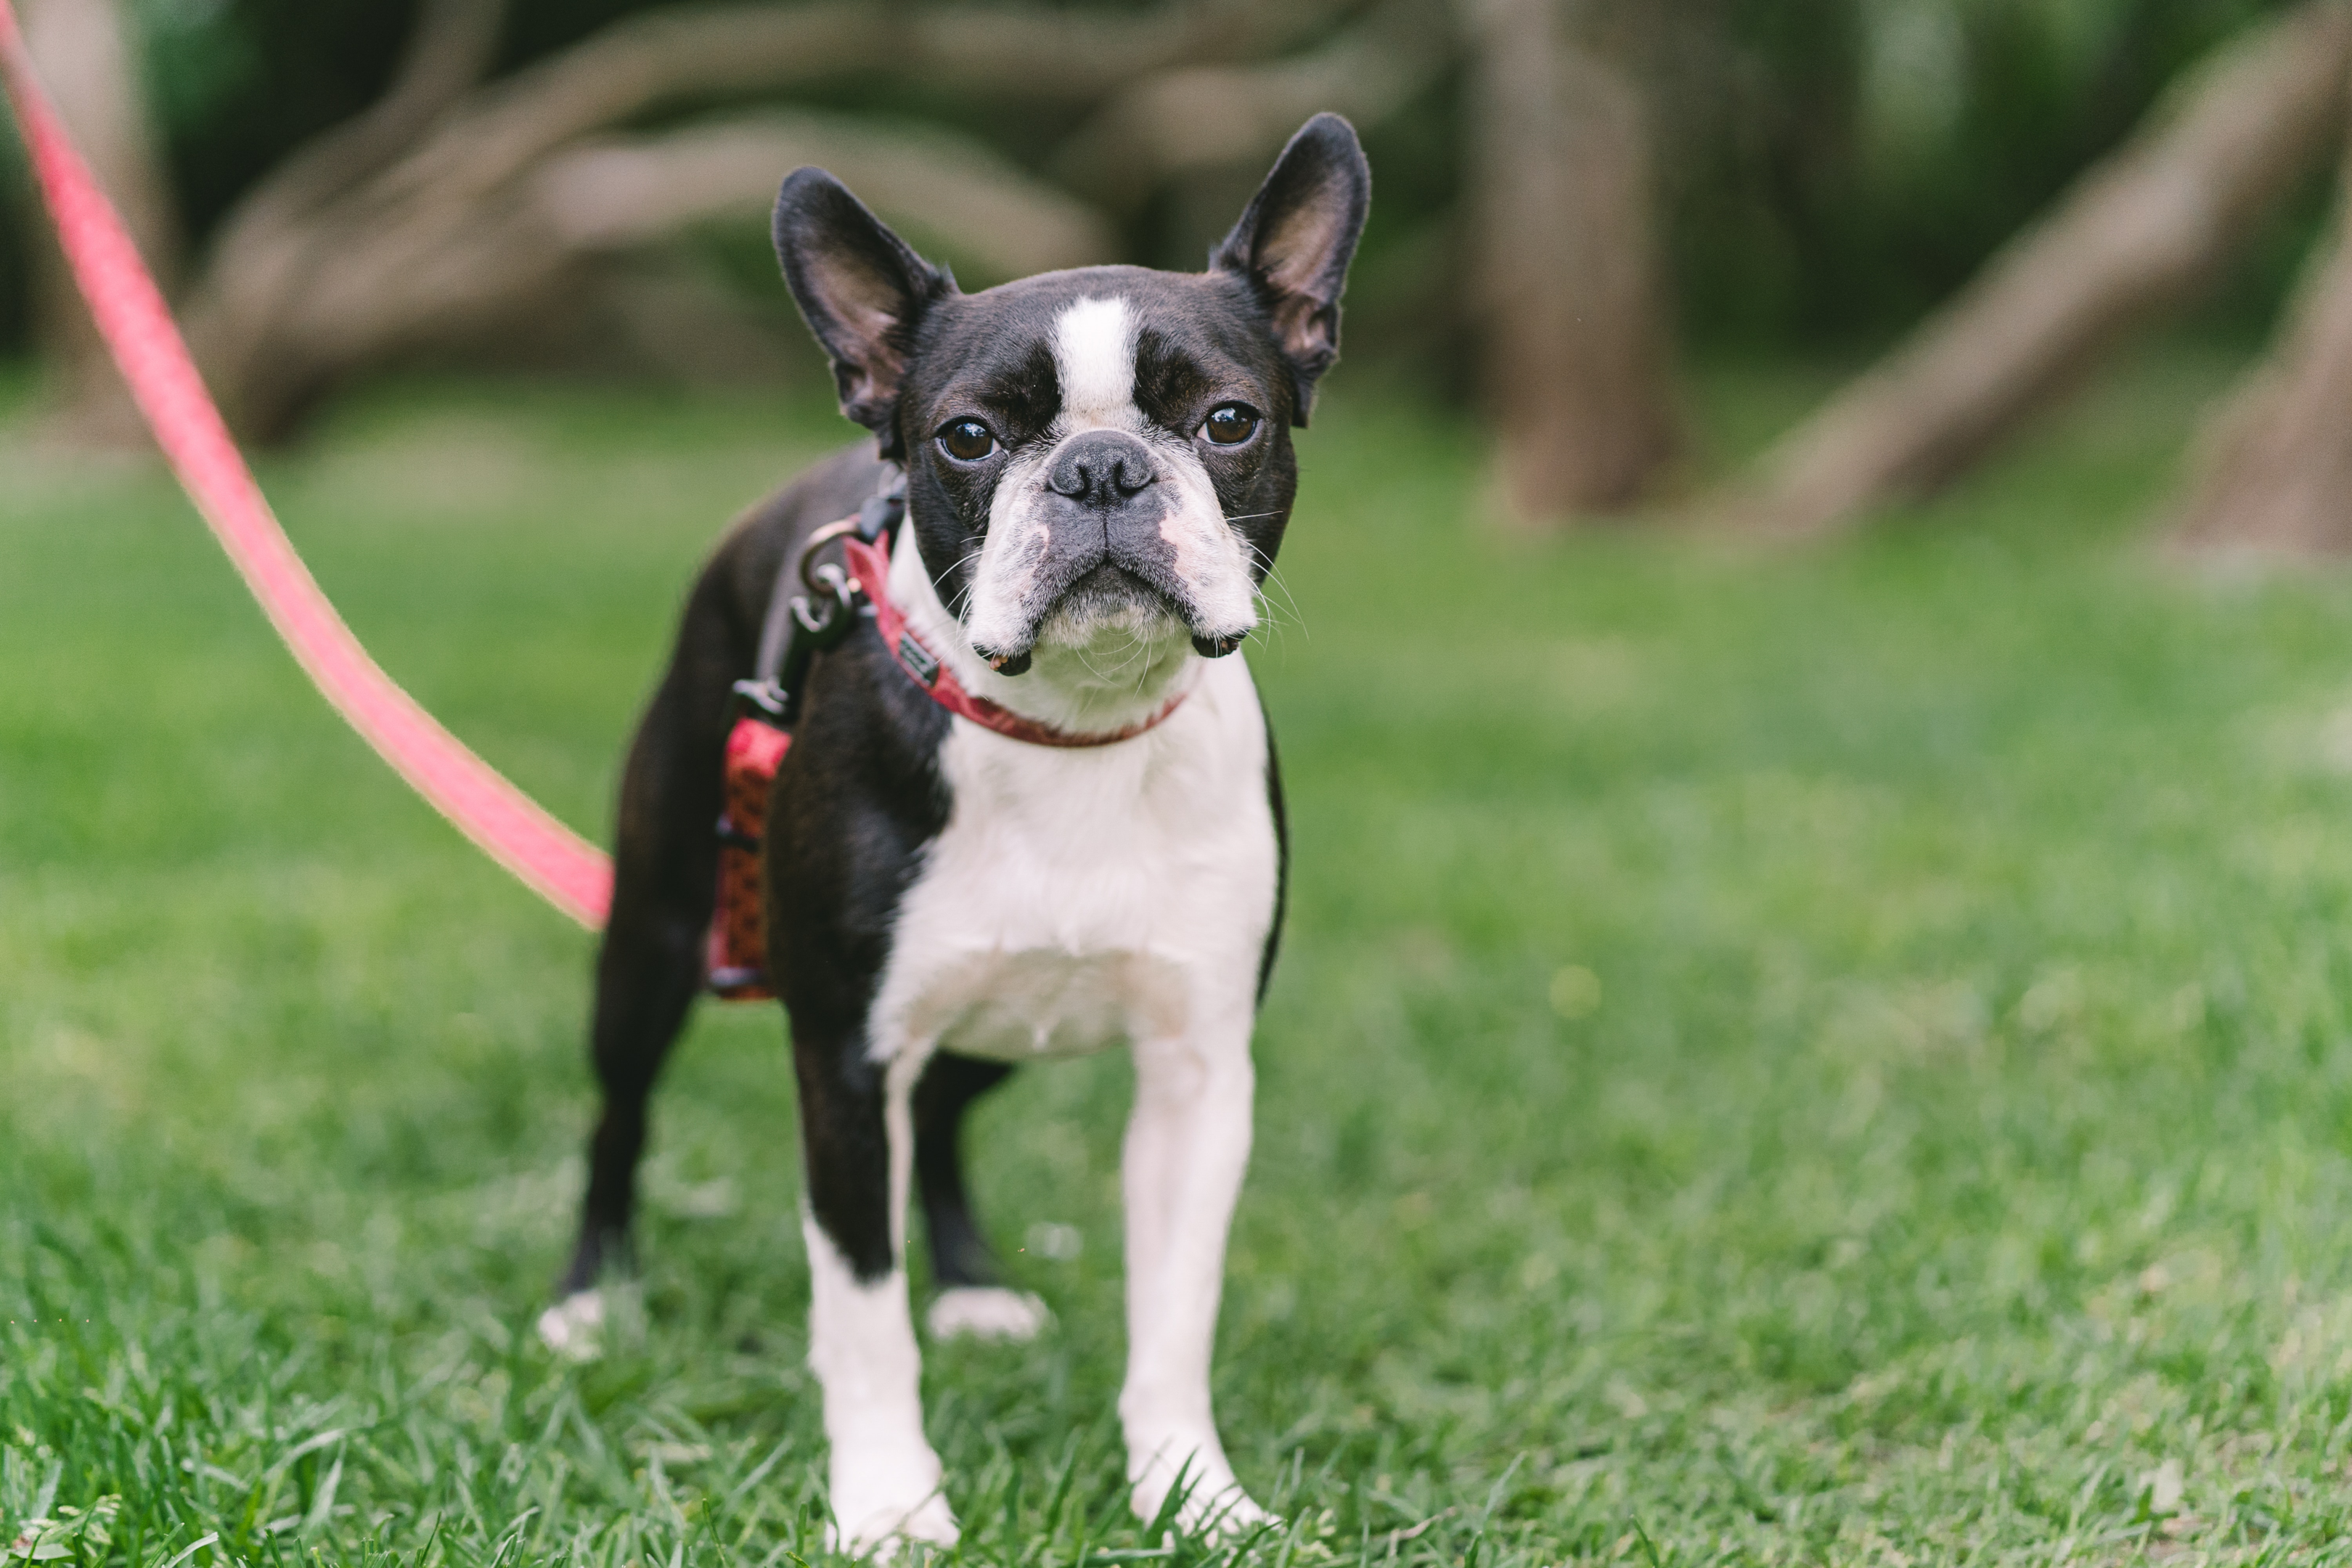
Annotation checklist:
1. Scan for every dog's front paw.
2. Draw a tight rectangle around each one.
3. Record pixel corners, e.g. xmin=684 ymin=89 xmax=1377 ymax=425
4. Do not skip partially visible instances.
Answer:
xmin=828 ymin=1446 xmax=960 ymax=1559
xmin=1187 ymin=1487 xmax=1276 ymax=1540
xmin=1128 ymin=1440 xmax=1275 ymax=1541
xmin=829 ymin=1491 xmax=959 ymax=1559
xmin=1154 ymin=1480 xmax=1275 ymax=1542
xmin=534 ymin=1288 xmax=605 ymax=1361
xmin=926 ymin=1286 xmax=1053 ymax=1342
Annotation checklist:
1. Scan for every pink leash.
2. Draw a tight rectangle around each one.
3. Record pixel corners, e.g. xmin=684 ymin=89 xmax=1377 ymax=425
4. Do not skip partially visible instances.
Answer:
xmin=0 ymin=0 xmax=613 ymax=928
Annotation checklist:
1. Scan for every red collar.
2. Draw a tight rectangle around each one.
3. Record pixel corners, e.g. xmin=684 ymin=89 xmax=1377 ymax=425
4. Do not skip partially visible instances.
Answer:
xmin=843 ymin=535 xmax=1186 ymax=748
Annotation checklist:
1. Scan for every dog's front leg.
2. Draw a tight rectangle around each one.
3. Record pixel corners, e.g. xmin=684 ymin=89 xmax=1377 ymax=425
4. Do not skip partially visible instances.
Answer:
xmin=1120 ymin=1014 xmax=1269 ymax=1536
xmin=796 ymin=1034 xmax=957 ymax=1556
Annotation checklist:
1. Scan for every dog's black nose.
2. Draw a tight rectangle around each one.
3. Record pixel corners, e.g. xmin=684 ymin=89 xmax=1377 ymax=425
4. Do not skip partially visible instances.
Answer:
xmin=1048 ymin=430 xmax=1156 ymax=507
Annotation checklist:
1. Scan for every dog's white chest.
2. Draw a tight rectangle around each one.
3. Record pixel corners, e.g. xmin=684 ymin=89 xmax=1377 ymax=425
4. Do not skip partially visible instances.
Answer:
xmin=868 ymin=658 xmax=1279 ymax=1063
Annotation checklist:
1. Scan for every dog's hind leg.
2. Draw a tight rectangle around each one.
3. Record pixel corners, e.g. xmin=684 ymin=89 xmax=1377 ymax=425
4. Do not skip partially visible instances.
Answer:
xmin=542 ymin=666 xmax=724 ymax=1358
xmin=913 ymin=1052 xmax=1050 ymax=1342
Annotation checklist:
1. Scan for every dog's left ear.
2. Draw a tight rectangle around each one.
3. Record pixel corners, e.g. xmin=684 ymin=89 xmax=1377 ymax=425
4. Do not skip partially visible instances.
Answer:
xmin=774 ymin=168 xmax=956 ymax=458
xmin=1210 ymin=113 xmax=1372 ymax=426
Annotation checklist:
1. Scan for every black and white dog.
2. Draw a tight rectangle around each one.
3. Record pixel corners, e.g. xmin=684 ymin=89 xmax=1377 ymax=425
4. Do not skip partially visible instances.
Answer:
xmin=539 ymin=113 xmax=1370 ymax=1554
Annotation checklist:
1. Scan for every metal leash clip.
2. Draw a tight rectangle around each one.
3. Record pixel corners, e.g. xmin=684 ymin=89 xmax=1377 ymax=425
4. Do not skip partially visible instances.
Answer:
xmin=766 ymin=557 xmax=859 ymax=726
xmin=732 ymin=527 xmax=862 ymax=725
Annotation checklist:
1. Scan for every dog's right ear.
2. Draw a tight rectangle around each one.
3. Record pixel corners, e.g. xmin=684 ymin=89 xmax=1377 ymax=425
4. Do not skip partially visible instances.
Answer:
xmin=1211 ymin=113 xmax=1371 ymax=426
xmin=773 ymin=168 xmax=955 ymax=457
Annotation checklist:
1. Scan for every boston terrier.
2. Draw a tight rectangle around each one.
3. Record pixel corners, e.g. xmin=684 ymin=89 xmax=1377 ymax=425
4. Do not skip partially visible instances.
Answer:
xmin=539 ymin=113 xmax=1371 ymax=1554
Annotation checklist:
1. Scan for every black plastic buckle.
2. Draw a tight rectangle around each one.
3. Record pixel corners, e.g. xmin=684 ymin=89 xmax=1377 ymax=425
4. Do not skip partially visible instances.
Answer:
xmin=857 ymin=475 xmax=907 ymax=543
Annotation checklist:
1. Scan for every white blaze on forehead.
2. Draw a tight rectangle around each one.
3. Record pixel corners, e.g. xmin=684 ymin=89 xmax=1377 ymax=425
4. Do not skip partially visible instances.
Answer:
xmin=1053 ymin=295 xmax=1138 ymax=430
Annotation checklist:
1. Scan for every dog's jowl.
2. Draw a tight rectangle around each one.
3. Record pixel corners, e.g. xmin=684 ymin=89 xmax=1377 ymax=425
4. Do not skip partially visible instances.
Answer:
xmin=542 ymin=114 xmax=1371 ymax=1554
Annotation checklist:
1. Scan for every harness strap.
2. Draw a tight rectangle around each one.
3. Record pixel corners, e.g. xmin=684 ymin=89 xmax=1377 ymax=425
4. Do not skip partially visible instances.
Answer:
xmin=709 ymin=474 xmax=909 ymax=997
xmin=749 ymin=552 xmax=801 ymax=694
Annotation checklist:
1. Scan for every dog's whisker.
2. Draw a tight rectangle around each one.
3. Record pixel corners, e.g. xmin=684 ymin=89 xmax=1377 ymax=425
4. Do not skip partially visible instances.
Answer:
xmin=1074 ymin=642 xmax=1117 ymax=683
xmin=941 ymin=546 xmax=989 ymax=622
xmin=1247 ymin=545 xmax=1308 ymax=639
xmin=1246 ymin=579 xmax=1305 ymax=644
xmin=1255 ymin=585 xmax=1303 ymax=635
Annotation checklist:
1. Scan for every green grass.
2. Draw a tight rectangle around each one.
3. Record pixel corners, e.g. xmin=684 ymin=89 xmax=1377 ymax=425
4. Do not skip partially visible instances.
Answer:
xmin=10 ymin=351 xmax=2352 ymax=1566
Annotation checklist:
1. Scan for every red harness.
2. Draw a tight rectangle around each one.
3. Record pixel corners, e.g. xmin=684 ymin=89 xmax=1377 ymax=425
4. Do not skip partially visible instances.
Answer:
xmin=706 ymin=523 xmax=1188 ymax=998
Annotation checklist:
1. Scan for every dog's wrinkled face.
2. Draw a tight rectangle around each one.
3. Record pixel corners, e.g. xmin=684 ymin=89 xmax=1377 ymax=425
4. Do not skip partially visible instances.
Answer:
xmin=901 ymin=272 xmax=1288 ymax=669
xmin=772 ymin=114 xmax=1370 ymax=689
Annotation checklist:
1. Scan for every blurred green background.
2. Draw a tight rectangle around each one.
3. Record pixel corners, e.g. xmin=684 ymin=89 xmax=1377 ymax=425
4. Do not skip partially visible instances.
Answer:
xmin=12 ymin=3 xmax=2352 ymax=1565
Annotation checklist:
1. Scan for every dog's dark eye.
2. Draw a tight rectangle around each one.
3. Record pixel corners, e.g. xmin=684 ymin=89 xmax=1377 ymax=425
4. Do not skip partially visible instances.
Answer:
xmin=1201 ymin=404 xmax=1260 ymax=446
xmin=938 ymin=420 xmax=997 ymax=462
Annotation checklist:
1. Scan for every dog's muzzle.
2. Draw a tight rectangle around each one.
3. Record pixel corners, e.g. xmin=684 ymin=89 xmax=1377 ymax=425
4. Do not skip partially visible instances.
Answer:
xmin=973 ymin=430 xmax=1236 ymax=671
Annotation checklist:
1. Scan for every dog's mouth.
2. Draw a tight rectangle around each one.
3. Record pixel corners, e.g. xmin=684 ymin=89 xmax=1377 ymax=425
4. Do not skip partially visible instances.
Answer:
xmin=971 ymin=554 xmax=1205 ymax=674
xmin=1048 ymin=563 xmax=1179 ymax=632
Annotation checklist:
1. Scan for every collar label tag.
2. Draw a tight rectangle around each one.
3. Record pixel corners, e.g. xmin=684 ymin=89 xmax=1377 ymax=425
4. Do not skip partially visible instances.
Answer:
xmin=899 ymin=634 xmax=940 ymax=687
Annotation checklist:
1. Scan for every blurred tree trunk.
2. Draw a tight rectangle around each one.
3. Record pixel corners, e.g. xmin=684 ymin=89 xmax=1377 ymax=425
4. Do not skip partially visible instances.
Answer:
xmin=1458 ymin=0 xmax=1679 ymax=526
xmin=21 ymin=0 xmax=176 ymax=424
xmin=2173 ymin=133 xmax=2352 ymax=555
xmin=1723 ymin=0 xmax=2352 ymax=540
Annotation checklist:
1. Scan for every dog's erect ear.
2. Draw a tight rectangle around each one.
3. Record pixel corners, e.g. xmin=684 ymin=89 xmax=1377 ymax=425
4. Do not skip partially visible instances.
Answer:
xmin=1210 ymin=113 xmax=1371 ymax=426
xmin=774 ymin=168 xmax=955 ymax=457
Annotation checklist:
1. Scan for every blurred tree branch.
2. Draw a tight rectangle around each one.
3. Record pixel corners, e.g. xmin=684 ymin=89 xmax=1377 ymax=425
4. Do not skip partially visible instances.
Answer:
xmin=129 ymin=0 xmax=1362 ymax=441
xmin=1718 ymin=0 xmax=2352 ymax=540
xmin=324 ymin=0 xmax=1360 ymax=221
xmin=1050 ymin=0 xmax=1447 ymax=214
xmin=2172 ymin=113 xmax=2352 ymax=556
xmin=542 ymin=113 xmax=1118 ymax=282
xmin=232 ymin=0 xmax=511 ymax=228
